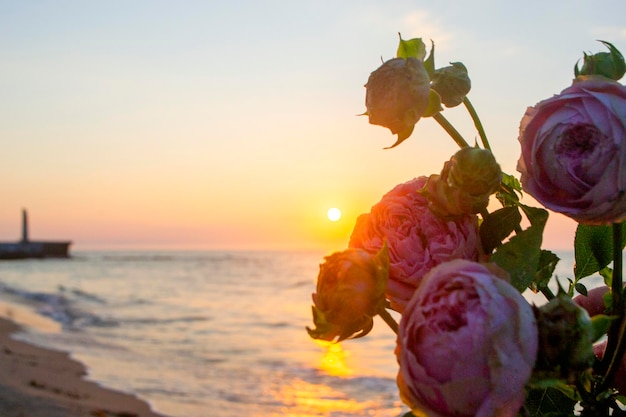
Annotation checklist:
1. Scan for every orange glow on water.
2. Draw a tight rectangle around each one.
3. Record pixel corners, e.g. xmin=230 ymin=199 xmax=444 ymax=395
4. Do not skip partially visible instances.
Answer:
xmin=314 ymin=340 xmax=352 ymax=377
xmin=261 ymin=378 xmax=381 ymax=417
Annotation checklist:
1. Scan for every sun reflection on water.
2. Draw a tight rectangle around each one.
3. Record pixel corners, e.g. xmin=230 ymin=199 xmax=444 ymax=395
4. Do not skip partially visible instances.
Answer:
xmin=262 ymin=378 xmax=384 ymax=417
xmin=315 ymin=339 xmax=352 ymax=377
xmin=252 ymin=339 xmax=403 ymax=417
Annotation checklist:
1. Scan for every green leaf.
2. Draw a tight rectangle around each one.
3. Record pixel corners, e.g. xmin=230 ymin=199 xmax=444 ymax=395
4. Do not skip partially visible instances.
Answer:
xmin=600 ymin=266 xmax=613 ymax=287
xmin=384 ymin=124 xmax=415 ymax=149
xmin=421 ymin=89 xmax=443 ymax=118
xmin=519 ymin=204 xmax=549 ymax=226
xmin=490 ymin=206 xmax=548 ymax=292
xmin=479 ymin=206 xmax=522 ymax=254
xmin=502 ymin=172 xmax=522 ymax=192
xmin=490 ymin=228 xmax=541 ymax=292
xmin=527 ymin=378 xmax=579 ymax=399
xmin=524 ymin=387 xmax=577 ymax=417
xmin=531 ymin=250 xmax=560 ymax=292
xmin=591 ymin=314 xmax=617 ymax=342
xmin=574 ymin=282 xmax=588 ymax=296
xmin=601 ymin=40 xmax=626 ymax=80
xmin=423 ymin=39 xmax=435 ymax=77
xmin=496 ymin=172 xmax=522 ymax=207
xmin=574 ymin=223 xmax=626 ymax=280
xmin=396 ymin=34 xmax=426 ymax=60
xmin=576 ymin=40 xmax=626 ymax=81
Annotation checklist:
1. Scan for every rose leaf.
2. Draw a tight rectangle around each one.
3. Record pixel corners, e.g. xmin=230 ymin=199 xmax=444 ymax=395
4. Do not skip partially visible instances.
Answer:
xmin=384 ymin=125 xmax=415 ymax=149
xmin=479 ymin=206 xmax=522 ymax=254
xmin=531 ymin=250 xmax=560 ymax=293
xmin=396 ymin=34 xmax=426 ymax=61
xmin=490 ymin=206 xmax=548 ymax=292
xmin=574 ymin=222 xmax=626 ymax=280
xmin=524 ymin=386 xmax=577 ymax=416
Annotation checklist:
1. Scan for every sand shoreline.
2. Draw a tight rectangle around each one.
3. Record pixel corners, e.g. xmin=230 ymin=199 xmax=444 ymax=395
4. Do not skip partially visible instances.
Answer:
xmin=0 ymin=317 xmax=168 ymax=417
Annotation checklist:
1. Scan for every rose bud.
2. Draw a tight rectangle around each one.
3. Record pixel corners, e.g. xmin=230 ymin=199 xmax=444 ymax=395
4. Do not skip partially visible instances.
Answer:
xmin=306 ymin=246 xmax=389 ymax=342
xmin=423 ymin=147 xmax=502 ymax=217
xmin=396 ymin=260 xmax=537 ymax=417
xmin=431 ymin=62 xmax=471 ymax=108
xmin=575 ymin=40 xmax=626 ymax=81
xmin=349 ymin=176 xmax=480 ymax=313
xmin=517 ymin=77 xmax=626 ymax=225
xmin=534 ymin=292 xmax=595 ymax=380
xmin=364 ymin=57 xmax=431 ymax=137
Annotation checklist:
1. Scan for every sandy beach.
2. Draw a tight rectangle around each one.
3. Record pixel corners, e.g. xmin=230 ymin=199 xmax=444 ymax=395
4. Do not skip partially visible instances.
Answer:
xmin=0 ymin=317 xmax=167 ymax=417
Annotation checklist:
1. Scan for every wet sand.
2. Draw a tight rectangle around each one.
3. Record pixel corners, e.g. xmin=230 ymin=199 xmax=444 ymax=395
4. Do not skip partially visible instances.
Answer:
xmin=0 ymin=317 xmax=167 ymax=417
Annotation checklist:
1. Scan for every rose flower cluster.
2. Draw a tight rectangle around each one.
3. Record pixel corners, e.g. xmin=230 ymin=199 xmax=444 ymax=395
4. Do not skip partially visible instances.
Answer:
xmin=307 ymin=36 xmax=626 ymax=417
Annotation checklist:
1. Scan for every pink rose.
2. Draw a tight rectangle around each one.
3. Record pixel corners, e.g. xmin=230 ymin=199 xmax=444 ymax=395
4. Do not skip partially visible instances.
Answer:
xmin=349 ymin=176 xmax=480 ymax=312
xmin=517 ymin=77 xmax=626 ymax=225
xmin=396 ymin=260 xmax=538 ymax=417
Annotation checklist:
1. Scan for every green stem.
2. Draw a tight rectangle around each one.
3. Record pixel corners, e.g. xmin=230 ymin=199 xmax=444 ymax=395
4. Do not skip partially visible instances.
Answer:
xmin=479 ymin=208 xmax=490 ymax=222
xmin=433 ymin=112 xmax=470 ymax=149
xmin=599 ymin=222 xmax=625 ymax=390
xmin=540 ymin=286 xmax=556 ymax=301
xmin=463 ymin=97 xmax=491 ymax=151
xmin=378 ymin=307 xmax=399 ymax=335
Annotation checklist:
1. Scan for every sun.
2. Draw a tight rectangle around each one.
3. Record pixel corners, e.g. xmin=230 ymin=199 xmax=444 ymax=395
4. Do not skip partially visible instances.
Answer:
xmin=327 ymin=207 xmax=342 ymax=222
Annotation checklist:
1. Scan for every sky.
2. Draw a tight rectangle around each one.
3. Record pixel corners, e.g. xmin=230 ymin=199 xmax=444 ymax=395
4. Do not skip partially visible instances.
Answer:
xmin=1 ymin=0 xmax=625 ymax=252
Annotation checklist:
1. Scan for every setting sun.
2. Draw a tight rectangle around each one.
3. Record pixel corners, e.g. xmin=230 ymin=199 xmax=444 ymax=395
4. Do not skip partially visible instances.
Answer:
xmin=327 ymin=208 xmax=342 ymax=222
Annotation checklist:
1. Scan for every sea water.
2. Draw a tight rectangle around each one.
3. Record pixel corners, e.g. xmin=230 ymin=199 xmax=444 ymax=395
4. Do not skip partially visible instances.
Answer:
xmin=0 ymin=250 xmax=407 ymax=417
xmin=0 ymin=249 xmax=600 ymax=417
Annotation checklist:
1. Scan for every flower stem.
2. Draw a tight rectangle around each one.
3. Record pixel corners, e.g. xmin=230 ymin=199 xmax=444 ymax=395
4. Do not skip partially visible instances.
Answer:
xmin=433 ymin=112 xmax=470 ymax=149
xmin=378 ymin=307 xmax=399 ymax=335
xmin=463 ymin=97 xmax=491 ymax=151
xmin=540 ymin=286 xmax=556 ymax=301
xmin=599 ymin=222 xmax=625 ymax=390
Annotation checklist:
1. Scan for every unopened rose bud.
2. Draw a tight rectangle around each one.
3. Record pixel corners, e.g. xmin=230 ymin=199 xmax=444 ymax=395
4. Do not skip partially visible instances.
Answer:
xmin=431 ymin=62 xmax=471 ymax=107
xmin=365 ymin=57 xmax=431 ymax=136
xmin=423 ymin=147 xmax=502 ymax=217
xmin=447 ymin=147 xmax=502 ymax=193
xmin=575 ymin=41 xmax=626 ymax=81
xmin=307 ymin=246 xmax=389 ymax=342
xmin=534 ymin=293 xmax=595 ymax=380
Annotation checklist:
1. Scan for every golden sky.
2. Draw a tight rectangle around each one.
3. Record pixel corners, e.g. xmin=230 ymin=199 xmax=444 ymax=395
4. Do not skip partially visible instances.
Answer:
xmin=0 ymin=1 xmax=622 ymax=251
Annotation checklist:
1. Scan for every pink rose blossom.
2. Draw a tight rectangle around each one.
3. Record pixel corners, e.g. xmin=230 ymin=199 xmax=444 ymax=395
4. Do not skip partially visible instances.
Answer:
xmin=349 ymin=176 xmax=480 ymax=312
xmin=517 ymin=77 xmax=626 ymax=225
xmin=396 ymin=260 xmax=538 ymax=417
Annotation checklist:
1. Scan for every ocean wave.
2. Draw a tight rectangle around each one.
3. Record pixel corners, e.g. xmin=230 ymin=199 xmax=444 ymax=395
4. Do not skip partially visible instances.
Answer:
xmin=120 ymin=316 xmax=212 ymax=326
xmin=0 ymin=281 xmax=117 ymax=330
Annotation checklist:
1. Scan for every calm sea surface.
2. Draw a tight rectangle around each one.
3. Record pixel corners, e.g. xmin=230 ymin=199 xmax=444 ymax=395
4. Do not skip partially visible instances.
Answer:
xmin=0 ymin=250 xmax=410 ymax=417
xmin=0 ymin=249 xmax=595 ymax=416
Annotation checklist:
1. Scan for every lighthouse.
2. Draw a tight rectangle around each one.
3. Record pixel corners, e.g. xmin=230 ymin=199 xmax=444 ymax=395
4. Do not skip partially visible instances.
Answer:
xmin=21 ymin=209 xmax=29 ymax=243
